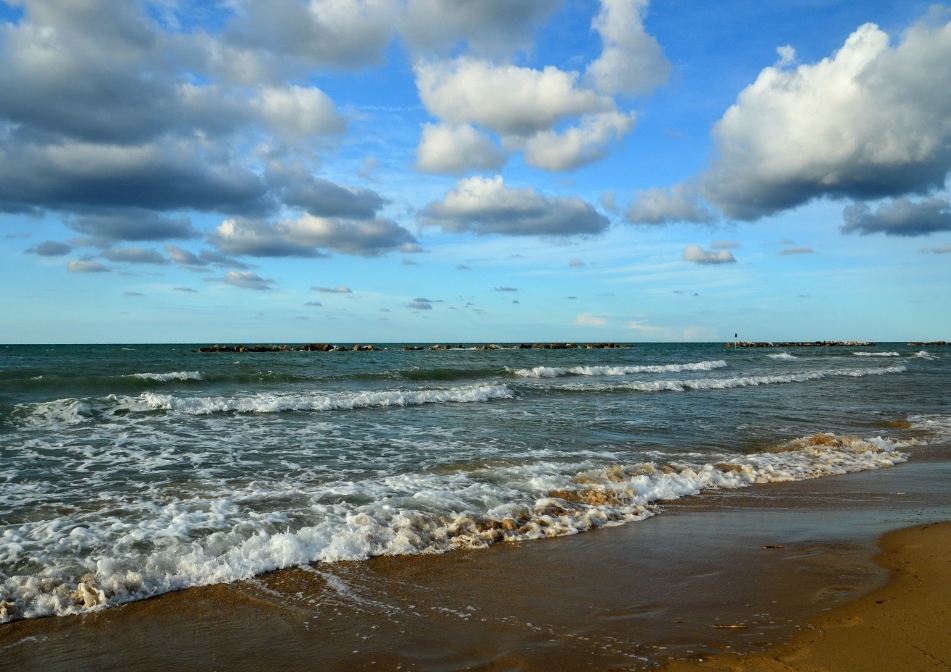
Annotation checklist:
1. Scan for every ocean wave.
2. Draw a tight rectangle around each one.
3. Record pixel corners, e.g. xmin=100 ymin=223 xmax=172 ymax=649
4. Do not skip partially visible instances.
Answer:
xmin=914 ymin=350 xmax=938 ymax=360
xmin=768 ymin=353 xmax=797 ymax=361
xmin=510 ymin=359 xmax=728 ymax=378
xmin=140 ymin=384 xmax=514 ymax=415
xmin=853 ymin=351 xmax=900 ymax=357
xmin=908 ymin=414 xmax=951 ymax=442
xmin=130 ymin=371 xmax=202 ymax=382
xmin=539 ymin=365 xmax=907 ymax=393
xmin=12 ymin=384 xmax=516 ymax=427
xmin=0 ymin=433 xmax=908 ymax=623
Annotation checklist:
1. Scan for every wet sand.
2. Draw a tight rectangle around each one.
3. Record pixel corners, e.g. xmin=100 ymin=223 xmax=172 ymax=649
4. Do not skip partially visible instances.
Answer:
xmin=664 ymin=521 xmax=951 ymax=672
xmin=2 ymin=447 xmax=950 ymax=671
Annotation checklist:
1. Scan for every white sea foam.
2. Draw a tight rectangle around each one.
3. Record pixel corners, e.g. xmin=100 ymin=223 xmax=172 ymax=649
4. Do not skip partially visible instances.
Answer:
xmin=543 ymin=365 xmax=907 ymax=393
xmin=0 ymin=433 xmax=908 ymax=623
xmin=908 ymin=414 xmax=951 ymax=442
xmin=511 ymin=360 xmax=727 ymax=378
xmin=130 ymin=371 xmax=202 ymax=382
xmin=914 ymin=350 xmax=938 ymax=360
xmin=139 ymin=384 xmax=514 ymax=415
xmin=768 ymin=352 xmax=797 ymax=361
xmin=853 ymin=351 xmax=900 ymax=357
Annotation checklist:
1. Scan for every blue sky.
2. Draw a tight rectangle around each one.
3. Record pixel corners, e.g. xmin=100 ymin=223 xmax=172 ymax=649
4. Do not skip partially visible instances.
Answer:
xmin=0 ymin=0 xmax=948 ymax=343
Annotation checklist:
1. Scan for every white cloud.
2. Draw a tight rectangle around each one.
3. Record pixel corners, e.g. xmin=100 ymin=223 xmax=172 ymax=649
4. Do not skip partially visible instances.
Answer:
xmin=702 ymin=18 xmax=951 ymax=220
xmin=419 ymin=175 xmax=609 ymax=237
xmin=522 ymin=112 xmax=635 ymax=171
xmin=313 ymin=286 xmax=353 ymax=293
xmin=626 ymin=184 xmax=716 ymax=224
xmin=253 ymin=86 xmax=346 ymax=139
xmin=415 ymin=123 xmax=506 ymax=174
xmin=584 ymin=0 xmax=670 ymax=96
xmin=68 ymin=259 xmax=110 ymax=273
xmin=569 ymin=258 xmax=585 ymax=266
xmin=221 ymin=0 xmax=399 ymax=72
xmin=575 ymin=313 xmax=607 ymax=326
xmin=401 ymin=0 xmax=558 ymax=56
xmin=778 ymin=246 xmax=814 ymax=255
xmin=100 ymin=247 xmax=169 ymax=264
xmin=682 ymin=245 xmax=736 ymax=265
xmin=415 ymin=58 xmax=614 ymax=137
xmin=210 ymin=215 xmax=417 ymax=257
xmin=841 ymin=196 xmax=951 ymax=236
xmin=221 ymin=271 xmax=274 ymax=290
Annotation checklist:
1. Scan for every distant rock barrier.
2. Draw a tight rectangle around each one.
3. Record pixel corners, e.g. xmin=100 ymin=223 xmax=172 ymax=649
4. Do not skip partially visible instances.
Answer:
xmin=725 ymin=341 xmax=875 ymax=348
xmin=909 ymin=341 xmax=949 ymax=346
xmin=198 ymin=342 xmax=634 ymax=353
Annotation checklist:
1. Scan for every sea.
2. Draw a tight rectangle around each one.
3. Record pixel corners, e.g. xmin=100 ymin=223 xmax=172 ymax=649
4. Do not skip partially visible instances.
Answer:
xmin=1 ymin=342 xmax=949 ymax=624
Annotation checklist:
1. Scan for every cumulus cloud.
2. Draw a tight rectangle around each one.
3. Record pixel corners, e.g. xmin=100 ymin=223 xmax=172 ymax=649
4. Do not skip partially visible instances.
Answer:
xmin=100 ymin=247 xmax=169 ymax=264
xmin=626 ymin=185 xmax=716 ymax=225
xmin=410 ymin=2 xmax=665 ymax=173
xmin=221 ymin=271 xmax=274 ymax=290
xmin=29 ymin=241 xmax=72 ymax=256
xmin=313 ymin=286 xmax=353 ymax=293
xmin=210 ymin=215 xmax=416 ymax=258
xmin=575 ymin=313 xmax=607 ymax=327
xmin=420 ymin=175 xmax=609 ymax=237
xmin=683 ymin=245 xmax=736 ymax=265
xmin=841 ymin=196 xmax=951 ymax=236
xmin=68 ymin=259 xmax=110 ymax=273
xmin=778 ymin=246 xmax=814 ymax=255
xmin=267 ymin=165 xmax=386 ymax=218
xmin=0 ymin=138 xmax=270 ymax=216
xmin=522 ymin=112 xmax=635 ymax=171
xmin=0 ymin=0 xmax=361 ymax=230
xmin=415 ymin=58 xmax=614 ymax=137
xmin=164 ymin=245 xmax=250 ymax=269
xmin=415 ymin=124 xmax=506 ymax=174
xmin=220 ymin=0 xmax=398 ymax=73
xmin=584 ymin=0 xmax=670 ymax=96
xmin=701 ymin=18 xmax=951 ymax=220
xmin=402 ymin=0 xmax=558 ymax=56
xmin=65 ymin=213 xmax=201 ymax=244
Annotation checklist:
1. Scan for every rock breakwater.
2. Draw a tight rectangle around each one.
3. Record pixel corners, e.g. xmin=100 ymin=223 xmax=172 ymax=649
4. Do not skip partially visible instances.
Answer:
xmin=726 ymin=341 xmax=875 ymax=348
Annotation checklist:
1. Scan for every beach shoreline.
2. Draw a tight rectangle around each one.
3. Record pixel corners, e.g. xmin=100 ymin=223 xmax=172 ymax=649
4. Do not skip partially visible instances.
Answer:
xmin=2 ymin=449 xmax=950 ymax=671
xmin=664 ymin=520 xmax=951 ymax=672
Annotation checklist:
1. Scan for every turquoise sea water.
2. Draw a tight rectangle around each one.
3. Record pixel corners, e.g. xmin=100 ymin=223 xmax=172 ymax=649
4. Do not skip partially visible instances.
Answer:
xmin=0 ymin=342 xmax=948 ymax=621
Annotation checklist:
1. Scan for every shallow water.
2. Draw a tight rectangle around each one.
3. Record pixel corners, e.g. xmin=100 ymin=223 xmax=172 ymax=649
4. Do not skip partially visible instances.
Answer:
xmin=1 ymin=342 xmax=948 ymax=622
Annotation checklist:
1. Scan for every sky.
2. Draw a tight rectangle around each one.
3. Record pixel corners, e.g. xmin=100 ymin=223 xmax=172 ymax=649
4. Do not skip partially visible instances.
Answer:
xmin=0 ymin=0 xmax=949 ymax=344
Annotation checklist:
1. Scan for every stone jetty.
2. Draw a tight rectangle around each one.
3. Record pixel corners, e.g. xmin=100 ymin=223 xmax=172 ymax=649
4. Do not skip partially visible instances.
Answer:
xmin=198 ymin=342 xmax=633 ymax=353
xmin=725 ymin=340 xmax=875 ymax=348
xmin=909 ymin=341 xmax=949 ymax=346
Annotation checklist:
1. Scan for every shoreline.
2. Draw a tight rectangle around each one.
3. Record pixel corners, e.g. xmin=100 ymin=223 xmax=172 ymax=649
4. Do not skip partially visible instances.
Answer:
xmin=3 ymin=452 xmax=951 ymax=670
xmin=664 ymin=521 xmax=951 ymax=671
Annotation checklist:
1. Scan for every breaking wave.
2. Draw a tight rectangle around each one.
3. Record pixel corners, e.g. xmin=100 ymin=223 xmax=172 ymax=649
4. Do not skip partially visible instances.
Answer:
xmin=0 ymin=433 xmax=908 ymax=623
xmin=511 ymin=359 xmax=728 ymax=378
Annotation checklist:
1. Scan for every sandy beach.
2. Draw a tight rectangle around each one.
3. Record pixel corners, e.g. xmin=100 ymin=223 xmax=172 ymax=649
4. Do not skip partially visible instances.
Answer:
xmin=665 ymin=521 xmax=951 ymax=672
xmin=2 ymin=445 xmax=950 ymax=671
